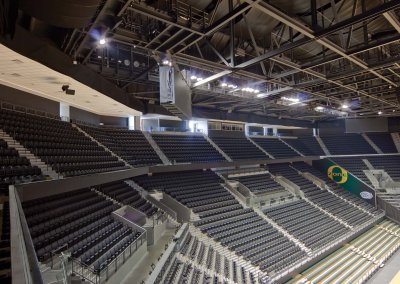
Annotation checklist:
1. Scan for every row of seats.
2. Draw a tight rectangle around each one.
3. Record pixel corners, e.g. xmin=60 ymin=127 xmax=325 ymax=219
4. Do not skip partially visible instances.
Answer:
xmin=320 ymin=134 xmax=376 ymax=155
xmin=290 ymin=162 xmax=379 ymax=214
xmin=0 ymin=138 xmax=43 ymax=184
xmin=366 ymin=132 xmax=397 ymax=153
xmin=22 ymin=186 xmax=141 ymax=274
xmin=284 ymin=136 xmax=325 ymax=156
xmin=151 ymin=134 xmax=226 ymax=163
xmin=135 ymin=170 xmax=307 ymax=274
xmin=267 ymin=163 xmax=374 ymax=227
xmin=94 ymin=181 xmax=158 ymax=217
xmin=210 ymin=136 xmax=268 ymax=160
xmin=0 ymin=109 xmax=127 ymax=177
xmin=81 ymin=125 xmax=162 ymax=167
xmin=263 ymin=200 xmax=348 ymax=249
xmin=234 ymin=173 xmax=284 ymax=194
xmin=250 ymin=138 xmax=299 ymax=158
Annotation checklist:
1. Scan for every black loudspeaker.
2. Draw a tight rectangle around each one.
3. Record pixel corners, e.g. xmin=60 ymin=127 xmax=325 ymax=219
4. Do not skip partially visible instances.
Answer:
xmin=65 ymin=89 xmax=75 ymax=95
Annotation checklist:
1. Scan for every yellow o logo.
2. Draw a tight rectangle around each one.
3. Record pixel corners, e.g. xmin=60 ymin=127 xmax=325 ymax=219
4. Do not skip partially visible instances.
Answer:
xmin=327 ymin=165 xmax=348 ymax=184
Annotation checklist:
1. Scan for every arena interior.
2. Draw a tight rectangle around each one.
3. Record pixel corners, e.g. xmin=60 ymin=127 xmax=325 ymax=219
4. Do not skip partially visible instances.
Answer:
xmin=2 ymin=0 xmax=400 ymax=283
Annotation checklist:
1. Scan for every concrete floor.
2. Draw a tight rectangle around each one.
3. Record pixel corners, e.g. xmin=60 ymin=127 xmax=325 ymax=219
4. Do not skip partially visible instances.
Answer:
xmin=120 ymin=225 xmax=176 ymax=284
xmin=367 ymin=248 xmax=400 ymax=284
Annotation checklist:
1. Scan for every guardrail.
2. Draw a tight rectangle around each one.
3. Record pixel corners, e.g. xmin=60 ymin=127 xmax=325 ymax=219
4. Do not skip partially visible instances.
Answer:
xmin=377 ymin=196 xmax=400 ymax=223
xmin=0 ymin=100 xmax=61 ymax=120
xmin=9 ymin=185 xmax=44 ymax=284
xmin=145 ymin=223 xmax=187 ymax=284
xmin=72 ymin=230 xmax=147 ymax=284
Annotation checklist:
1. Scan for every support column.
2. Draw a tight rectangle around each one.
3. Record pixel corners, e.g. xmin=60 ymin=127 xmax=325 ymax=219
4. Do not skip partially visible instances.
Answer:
xmin=59 ymin=102 xmax=70 ymax=122
xmin=128 ymin=116 xmax=135 ymax=130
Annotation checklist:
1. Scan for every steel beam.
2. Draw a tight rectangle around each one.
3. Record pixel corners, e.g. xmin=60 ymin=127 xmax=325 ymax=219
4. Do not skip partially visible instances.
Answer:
xmin=301 ymin=34 xmax=400 ymax=69
xmin=244 ymin=0 xmax=400 ymax=107
xmin=383 ymin=11 xmax=400 ymax=33
xmin=204 ymin=39 xmax=231 ymax=67
xmin=173 ymin=0 xmax=261 ymax=54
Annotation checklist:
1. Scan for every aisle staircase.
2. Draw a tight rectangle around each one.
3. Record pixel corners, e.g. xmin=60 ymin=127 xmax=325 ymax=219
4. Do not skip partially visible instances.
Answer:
xmin=362 ymin=134 xmax=383 ymax=154
xmin=0 ymin=129 xmax=59 ymax=179
xmin=315 ymin=136 xmax=330 ymax=155
xmin=391 ymin=133 xmax=400 ymax=153
xmin=72 ymin=124 xmax=131 ymax=168
xmin=203 ymin=134 xmax=232 ymax=162
xmin=142 ymin=132 xmax=171 ymax=165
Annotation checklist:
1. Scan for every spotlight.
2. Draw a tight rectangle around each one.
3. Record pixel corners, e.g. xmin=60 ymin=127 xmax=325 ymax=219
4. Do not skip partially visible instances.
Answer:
xmin=315 ymin=106 xmax=324 ymax=111
xmin=190 ymin=75 xmax=197 ymax=80
xmin=99 ymin=38 xmax=106 ymax=45
xmin=196 ymin=77 xmax=203 ymax=82
xmin=378 ymin=111 xmax=383 ymax=115
xmin=221 ymin=83 xmax=228 ymax=87
xmin=342 ymin=104 xmax=349 ymax=109
xmin=162 ymin=59 xmax=170 ymax=65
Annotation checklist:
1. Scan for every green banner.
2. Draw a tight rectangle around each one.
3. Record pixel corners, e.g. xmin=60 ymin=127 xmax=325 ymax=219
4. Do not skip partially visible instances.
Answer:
xmin=313 ymin=158 xmax=376 ymax=206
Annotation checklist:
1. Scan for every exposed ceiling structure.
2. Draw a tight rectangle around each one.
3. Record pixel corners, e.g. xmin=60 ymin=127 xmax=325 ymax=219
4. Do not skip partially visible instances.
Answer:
xmin=0 ymin=44 xmax=141 ymax=117
xmin=10 ymin=0 xmax=400 ymax=121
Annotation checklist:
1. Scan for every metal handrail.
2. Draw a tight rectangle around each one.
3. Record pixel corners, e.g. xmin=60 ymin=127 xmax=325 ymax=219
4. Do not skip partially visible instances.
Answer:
xmin=71 ymin=230 xmax=147 ymax=283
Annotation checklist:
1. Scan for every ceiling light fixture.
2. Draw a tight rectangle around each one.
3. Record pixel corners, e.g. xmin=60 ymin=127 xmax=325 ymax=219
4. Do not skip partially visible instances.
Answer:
xmin=99 ymin=38 xmax=106 ymax=45
xmin=378 ymin=111 xmax=383 ymax=115
xmin=342 ymin=104 xmax=349 ymax=109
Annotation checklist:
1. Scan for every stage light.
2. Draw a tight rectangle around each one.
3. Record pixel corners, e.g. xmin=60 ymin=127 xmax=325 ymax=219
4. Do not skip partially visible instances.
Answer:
xmin=99 ymin=38 xmax=106 ymax=45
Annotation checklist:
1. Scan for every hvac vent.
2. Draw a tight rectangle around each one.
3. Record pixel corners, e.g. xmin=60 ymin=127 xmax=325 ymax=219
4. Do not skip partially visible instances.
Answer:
xmin=11 ymin=59 xmax=23 ymax=64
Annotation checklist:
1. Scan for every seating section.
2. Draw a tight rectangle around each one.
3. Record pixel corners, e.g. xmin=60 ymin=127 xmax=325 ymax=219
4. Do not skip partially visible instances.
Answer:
xmin=320 ymin=134 xmax=376 ymax=155
xmin=234 ymin=174 xmax=284 ymax=194
xmin=288 ymin=219 xmax=400 ymax=284
xmin=94 ymin=181 xmax=158 ymax=217
xmin=0 ymin=139 xmax=42 ymax=185
xmin=178 ymin=232 xmax=258 ymax=283
xmin=0 ymin=109 xmax=128 ymax=177
xmin=291 ymin=162 xmax=379 ymax=214
xmin=251 ymin=138 xmax=300 ymax=158
xmin=22 ymin=188 xmax=142 ymax=274
xmin=151 ymin=134 xmax=225 ymax=163
xmin=366 ymin=133 xmax=397 ymax=153
xmin=134 ymin=171 xmax=235 ymax=210
xmin=80 ymin=125 xmax=162 ymax=167
xmin=267 ymin=163 xmax=373 ymax=227
xmin=134 ymin=170 xmax=307 ymax=274
xmin=367 ymin=155 xmax=400 ymax=181
xmin=283 ymin=136 xmax=325 ymax=156
xmin=210 ymin=136 xmax=268 ymax=160
xmin=330 ymin=157 xmax=371 ymax=185
xmin=263 ymin=200 xmax=347 ymax=249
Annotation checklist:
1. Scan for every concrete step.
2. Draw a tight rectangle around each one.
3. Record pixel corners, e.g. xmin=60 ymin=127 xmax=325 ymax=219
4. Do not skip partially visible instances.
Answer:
xmin=247 ymin=137 xmax=274 ymax=158
xmin=315 ymin=136 xmax=330 ymax=155
xmin=71 ymin=124 xmax=131 ymax=168
xmin=391 ymin=133 xmax=400 ymax=153
xmin=203 ymin=134 xmax=232 ymax=162
xmin=142 ymin=132 xmax=171 ymax=165
xmin=0 ymin=129 xmax=60 ymax=179
xmin=362 ymin=133 xmax=383 ymax=154
xmin=279 ymin=138 xmax=305 ymax=157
